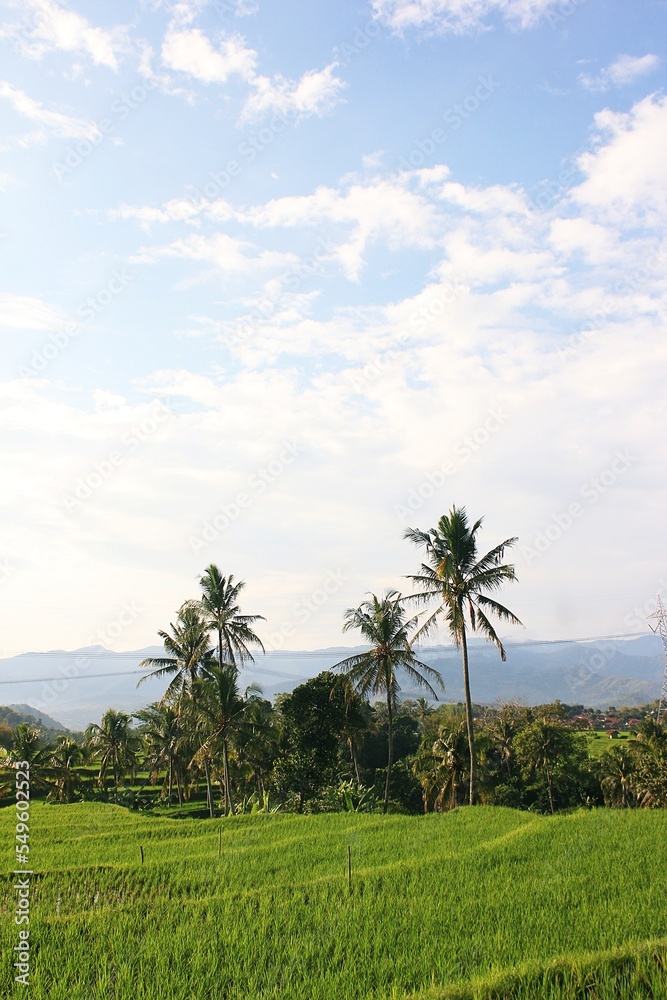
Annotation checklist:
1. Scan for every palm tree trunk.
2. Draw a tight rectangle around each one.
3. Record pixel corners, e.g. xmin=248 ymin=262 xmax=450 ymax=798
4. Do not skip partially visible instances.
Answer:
xmin=223 ymin=740 xmax=234 ymax=816
xmin=546 ymin=767 xmax=554 ymax=814
xmin=350 ymin=737 xmax=361 ymax=785
xmin=168 ymin=758 xmax=173 ymax=804
xmin=460 ymin=625 xmax=476 ymax=806
xmin=204 ymin=757 xmax=214 ymax=818
xmin=384 ymin=690 xmax=393 ymax=814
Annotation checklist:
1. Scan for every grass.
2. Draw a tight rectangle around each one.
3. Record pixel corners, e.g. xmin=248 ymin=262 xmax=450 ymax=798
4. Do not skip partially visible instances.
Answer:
xmin=586 ymin=730 xmax=636 ymax=759
xmin=1 ymin=803 xmax=667 ymax=998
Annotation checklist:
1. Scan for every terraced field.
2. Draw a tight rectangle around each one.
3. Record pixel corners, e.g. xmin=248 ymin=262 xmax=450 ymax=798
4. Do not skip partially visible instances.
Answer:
xmin=1 ymin=803 xmax=667 ymax=998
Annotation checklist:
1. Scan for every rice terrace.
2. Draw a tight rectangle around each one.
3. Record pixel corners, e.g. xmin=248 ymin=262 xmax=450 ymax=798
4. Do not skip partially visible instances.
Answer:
xmin=2 ymin=803 xmax=667 ymax=999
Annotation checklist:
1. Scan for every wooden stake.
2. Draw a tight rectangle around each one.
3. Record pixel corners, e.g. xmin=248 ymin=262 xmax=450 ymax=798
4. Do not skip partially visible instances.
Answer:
xmin=140 ymin=845 xmax=144 ymax=865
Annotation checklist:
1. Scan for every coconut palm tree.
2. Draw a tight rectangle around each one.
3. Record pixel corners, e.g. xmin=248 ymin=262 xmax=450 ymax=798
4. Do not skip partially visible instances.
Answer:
xmin=192 ymin=566 xmax=265 ymax=674
xmin=48 ymin=737 xmax=87 ymax=803
xmin=138 ymin=603 xmax=214 ymax=703
xmin=332 ymin=591 xmax=444 ymax=813
xmin=414 ymin=721 xmax=469 ymax=812
xmin=330 ymin=674 xmax=373 ymax=785
xmin=599 ymin=744 xmax=636 ymax=808
xmin=134 ymin=703 xmax=189 ymax=805
xmin=405 ymin=506 xmax=522 ymax=806
xmin=85 ymin=709 xmax=140 ymax=797
xmin=514 ymin=719 xmax=574 ymax=814
xmin=192 ymin=663 xmax=257 ymax=817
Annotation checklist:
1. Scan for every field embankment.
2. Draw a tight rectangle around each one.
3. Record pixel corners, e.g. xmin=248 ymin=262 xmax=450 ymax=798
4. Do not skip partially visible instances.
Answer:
xmin=1 ymin=804 xmax=666 ymax=998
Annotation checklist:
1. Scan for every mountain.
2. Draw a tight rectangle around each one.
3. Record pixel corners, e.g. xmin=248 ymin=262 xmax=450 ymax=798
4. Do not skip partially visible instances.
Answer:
xmin=8 ymin=704 xmax=68 ymax=730
xmin=0 ymin=635 xmax=663 ymax=730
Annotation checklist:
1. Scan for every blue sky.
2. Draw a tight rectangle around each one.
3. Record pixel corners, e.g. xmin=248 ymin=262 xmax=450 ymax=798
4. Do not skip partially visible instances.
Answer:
xmin=1 ymin=0 xmax=666 ymax=656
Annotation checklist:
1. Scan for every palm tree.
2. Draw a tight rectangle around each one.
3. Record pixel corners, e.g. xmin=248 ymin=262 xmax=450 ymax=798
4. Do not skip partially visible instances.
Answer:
xmin=330 ymin=674 xmax=373 ymax=785
xmin=405 ymin=506 xmax=522 ymax=806
xmin=85 ymin=709 xmax=140 ymax=797
xmin=192 ymin=663 xmax=255 ymax=817
xmin=633 ymin=719 xmax=667 ymax=808
xmin=6 ymin=724 xmax=56 ymax=792
xmin=332 ymin=591 xmax=444 ymax=813
xmin=514 ymin=719 xmax=573 ymax=814
xmin=138 ymin=603 xmax=214 ymax=702
xmin=599 ymin=744 xmax=636 ymax=808
xmin=414 ymin=721 xmax=469 ymax=812
xmin=193 ymin=566 xmax=265 ymax=674
xmin=48 ymin=737 xmax=87 ymax=803
xmin=134 ymin=703 xmax=188 ymax=805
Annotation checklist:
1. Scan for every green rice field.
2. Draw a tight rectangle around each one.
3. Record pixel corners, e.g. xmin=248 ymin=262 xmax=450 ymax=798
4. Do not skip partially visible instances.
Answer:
xmin=1 ymin=803 xmax=667 ymax=998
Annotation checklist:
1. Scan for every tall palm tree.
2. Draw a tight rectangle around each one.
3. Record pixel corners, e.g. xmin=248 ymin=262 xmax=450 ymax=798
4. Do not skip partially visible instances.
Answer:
xmin=138 ymin=603 xmax=214 ymax=702
xmin=193 ymin=566 xmax=265 ymax=674
xmin=85 ymin=709 xmax=140 ymax=797
xmin=332 ymin=591 xmax=444 ymax=812
xmin=405 ymin=506 xmax=522 ymax=806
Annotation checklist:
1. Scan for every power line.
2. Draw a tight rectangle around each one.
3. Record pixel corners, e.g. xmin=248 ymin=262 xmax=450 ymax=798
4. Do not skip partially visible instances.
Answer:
xmin=0 ymin=630 xmax=653 ymax=659
xmin=0 ymin=630 xmax=655 ymax=687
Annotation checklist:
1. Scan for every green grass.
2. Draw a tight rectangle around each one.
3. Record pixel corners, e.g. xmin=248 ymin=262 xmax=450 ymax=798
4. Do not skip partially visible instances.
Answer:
xmin=1 ymin=803 xmax=667 ymax=998
xmin=586 ymin=730 xmax=636 ymax=759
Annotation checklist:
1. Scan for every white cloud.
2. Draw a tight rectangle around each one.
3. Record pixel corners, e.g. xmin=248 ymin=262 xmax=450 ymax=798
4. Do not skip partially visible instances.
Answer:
xmin=371 ymin=0 xmax=563 ymax=34
xmin=241 ymin=62 xmax=346 ymax=122
xmin=4 ymin=0 xmax=127 ymax=69
xmin=0 ymin=294 xmax=63 ymax=331
xmin=0 ymin=80 xmax=100 ymax=140
xmin=132 ymin=232 xmax=300 ymax=278
xmin=579 ymin=53 xmax=660 ymax=93
xmin=572 ymin=95 xmax=667 ymax=222
xmin=161 ymin=26 xmax=257 ymax=83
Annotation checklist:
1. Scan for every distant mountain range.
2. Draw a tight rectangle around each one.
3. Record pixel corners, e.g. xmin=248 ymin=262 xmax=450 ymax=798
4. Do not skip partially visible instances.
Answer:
xmin=0 ymin=635 xmax=663 ymax=731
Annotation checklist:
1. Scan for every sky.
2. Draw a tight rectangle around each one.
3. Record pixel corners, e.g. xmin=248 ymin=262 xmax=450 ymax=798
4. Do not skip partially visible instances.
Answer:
xmin=1 ymin=0 xmax=666 ymax=658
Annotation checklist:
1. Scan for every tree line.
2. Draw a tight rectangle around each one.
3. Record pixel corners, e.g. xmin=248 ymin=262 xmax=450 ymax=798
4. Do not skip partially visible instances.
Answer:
xmin=2 ymin=505 xmax=666 ymax=815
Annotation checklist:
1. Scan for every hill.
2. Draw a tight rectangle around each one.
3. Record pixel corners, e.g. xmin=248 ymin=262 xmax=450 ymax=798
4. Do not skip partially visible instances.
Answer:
xmin=0 ymin=804 xmax=666 ymax=998
xmin=0 ymin=634 xmax=663 ymax=729
xmin=0 ymin=704 xmax=67 ymax=731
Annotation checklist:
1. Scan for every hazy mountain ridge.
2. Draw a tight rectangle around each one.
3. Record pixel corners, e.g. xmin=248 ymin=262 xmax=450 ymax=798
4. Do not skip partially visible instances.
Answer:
xmin=0 ymin=635 xmax=663 ymax=730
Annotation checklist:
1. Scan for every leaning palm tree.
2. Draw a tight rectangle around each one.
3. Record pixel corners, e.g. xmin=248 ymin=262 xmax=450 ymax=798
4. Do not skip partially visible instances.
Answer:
xmin=405 ymin=506 xmax=522 ymax=806
xmin=332 ymin=591 xmax=444 ymax=813
xmin=138 ymin=603 xmax=214 ymax=703
xmin=192 ymin=566 xmax=265 ymax=674
xmin=85 ymin=709 xmax=140 ymax=797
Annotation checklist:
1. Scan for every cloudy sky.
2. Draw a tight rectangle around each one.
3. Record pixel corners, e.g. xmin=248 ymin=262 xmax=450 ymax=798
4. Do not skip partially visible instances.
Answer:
xmin=1 ymin=0 xmax=666 ymax=658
